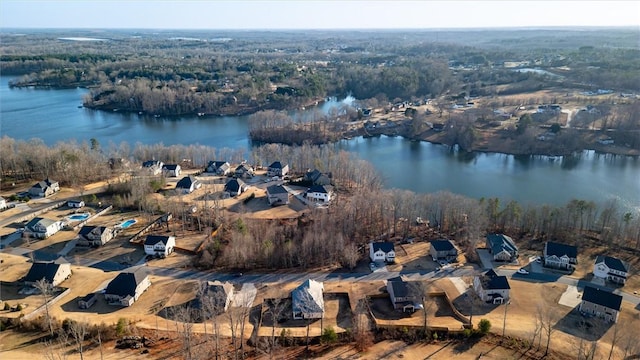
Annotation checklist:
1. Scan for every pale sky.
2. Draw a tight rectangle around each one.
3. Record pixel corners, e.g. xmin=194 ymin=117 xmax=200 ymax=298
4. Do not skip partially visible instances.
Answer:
xmin=1 ymin=1 xmax=639 ymax=30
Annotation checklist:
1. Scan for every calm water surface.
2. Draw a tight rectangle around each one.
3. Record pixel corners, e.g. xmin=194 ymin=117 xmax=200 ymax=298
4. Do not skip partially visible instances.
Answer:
xmin=1 ymin=76 xmax=638 ymax=211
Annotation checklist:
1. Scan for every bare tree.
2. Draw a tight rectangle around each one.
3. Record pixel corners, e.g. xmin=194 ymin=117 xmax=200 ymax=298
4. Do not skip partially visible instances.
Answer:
xmin=537 ymin=304 xmax=559 ymax=356
xmin=265 ymin=296 xmax=289 ymax=360
xmin=352 ymin=298 xmax=373 ymax=352
xmin=34 ymin=278 xmax=54 ymax=337
xmin=410 ymin=280 xmax=435 ymax=338
xmin=68 ymin=320 xmax=88 ymax=360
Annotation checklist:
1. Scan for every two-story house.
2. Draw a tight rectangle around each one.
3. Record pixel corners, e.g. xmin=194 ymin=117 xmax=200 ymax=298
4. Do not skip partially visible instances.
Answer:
xmin=142 ymin=160 xmax=164 ymax=175
xmin=25 ymin=217 xmax=64 ymax=239
xmin=304 ymin=169 xmax=331 ymax=186
xmin=267 ymin=161 xmax=289 ymax=177
xmin=369 ymin=242 xmax=395 ymax=263
xmin=386 ymin=277 xmax=422 ymax=312
xmin=593 ymin=256 xmax=630 ymax=285
xmin=176 ymin=175 xmax=202 ymax=194
xmin=234 ymin=163 xmax=254 ymax=178
xmin=473 ymin=269 xmax=510 ymax=304
xmin=306 ymin=185 xmax=333 ymax=203
xmin=224 ymin=178 xmax=247 ymax=197
xmin=23 ymin=258 xmax=72 ymax=288
xmin=267 ymin=185 xmax=289 ymax=206
xmin=144 ymin=235 xmax=176 ymax=258
xmin=29 ymin=178 xmax=60 ymax=197
xmin=292 ymin=279 xmax=324 ymax=320
xmin=206 ymin=161 xmax=231 ymax=175
xmin=162 ymin=164 xmax=182 ymax=177
xmin=77 ymin=225 xmax=116 ymax=247
xmin=429 ymin=239 xmax=458 ymax=261
xmin=104 ymin=269 xmax=151 ymax=307
xmin=579 ymin=286 xmax=622 ymax=323
xmin=486 ymin=234 xmax=519 ymax=262
xmin=543 ymin=241 xmax=578 ymax=271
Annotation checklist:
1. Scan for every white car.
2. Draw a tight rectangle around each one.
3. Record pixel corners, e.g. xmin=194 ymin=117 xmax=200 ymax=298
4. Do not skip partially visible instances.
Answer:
xmin=517 ymin=268 xmax=529 ymax=275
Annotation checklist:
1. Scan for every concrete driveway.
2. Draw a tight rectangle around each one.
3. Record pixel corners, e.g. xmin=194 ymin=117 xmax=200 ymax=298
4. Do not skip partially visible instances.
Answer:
xmin=476 ymin=249 xmax=494 ymax=269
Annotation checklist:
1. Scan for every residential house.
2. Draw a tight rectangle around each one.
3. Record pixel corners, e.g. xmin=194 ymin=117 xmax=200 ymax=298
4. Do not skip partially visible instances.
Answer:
xmin=176 ymin=175 xmax=202 ymax=194
xmin=306 ymin=185 xmax=333 ymax=203
xmin=579 ymin=286 xmax=622 ymax=323
xmin=593 ymin=256 xmax=630 ymax=285
xmin=473 ymin=269 xmax=510 ymax=304
xmin=192 ymin=281 xmax=235 ymax=314
xmin=144 ymin=235 xmax=176 ymax=258
xmin=304 ymin=169 xmax=331 ymax=186
xmin=429 ymin=239 xmax=458 ymax=261
xmin=142 ymin=160 xmax=164 ymax=175
xmin=206 ymin=161 xmax=231 ymax=175
xmin=67 ymin=199 xmax=85 ymax=208
xmin=224 ymin=178 xmax=247 ymax=197
xmin=234 ymin=163 xmax=254 ymax=178
xmin=104 ymin=269 xmax=151 ymax=307
xmin=291 ymin=279 xmax=324 ymax=320
xmin=369 ymin=242 xmax=395 ymax=263
xmin=78 ymin=293 xmax=98 ymax=309
xmin=23 ymin=258 xmax=72 ymax=287
xmin=266 ymin=185 xmax=289 ymax=206
xmin=386 ymin=277 xmax=421 ymax=312
xmin=162 ymin=164 xmax=181 ymax=177
xmin=537 ymin=104 xmax=562 ymax=114
xmin=267 ymin=161 xmax=289 ymax=177
xmin=0 ymin=196 xmax=7 ymax=210
xmin=597 ymin=137 xmax=614 ymax=145
xmin=543 ymin=241 xmax=578 ymax=271
xmin=486 ymin=234 xmax=519 ymax=262
xmin=29 ymin=178 xmax=60 ymax=197
xmin=77 ymin=225 xmax=116 ymax=247
xmin=25 ymin=217 xmax=64 ymax=239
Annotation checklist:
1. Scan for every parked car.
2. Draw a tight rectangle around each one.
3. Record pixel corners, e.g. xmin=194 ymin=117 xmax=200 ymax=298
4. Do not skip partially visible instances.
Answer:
xmin=369 ymin=263 xmax=377 ymax=271
xmin=439 ymin=260 xmax=447 ymax=267
xmin=517 ymin=268 xmax=529 ymax=275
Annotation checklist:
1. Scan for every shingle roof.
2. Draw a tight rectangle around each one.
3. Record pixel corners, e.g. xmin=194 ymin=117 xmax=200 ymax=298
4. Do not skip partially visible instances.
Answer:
xmin=32 ymin=179 xmax=57 ymax=189
xmin=486 ymin=234 xmax=518 ymax=255
xmin=78 ymin=225 xmax=106 ymax=237
xmin=431 ymin=239 xmax=455 ymax=252
xmin=268 ymin=161 xmax=284 ymax=169
xmin=23 ymin=262 xmax=64 ymax=283
xmin=207 ymin=161 xmax=229 ymax=170
xmin=144 ymin=235 xmax=172 ymax=246
xmin=142 ymin=160 xmax=161 ymax=167
xmin=371 ymin=242 xmax=394 ymax=253
xmin=224 ymin=178 xmax=245 ymax=192
xmin=582 ymin=286 xmax=622 ymax=311
xmin=308 ymin=185 xmax=329 ymax=194
xmin=176 ymin=176 xmax=198 ymax=189
xmin=595 ymin=256 xmax=630 ymax=273
xmin=478 ymin=269 xmax=510 ymax=290
xmin=545 ymin=241 xmax=578 ymax=258
xmin=388 ymin=278 xmax=411 ymax=298
xmin=105 ymin=270 xmax=148 ymax=298
xmin=162 ymin=164 xmax=179 ymax=170
xmin=26 ymin=217 xmax=57 ymax=230
xmin=267 ymin=185 xmax=288 ymax=194
xmin=292 ymin=279 xmax=324 ymax=315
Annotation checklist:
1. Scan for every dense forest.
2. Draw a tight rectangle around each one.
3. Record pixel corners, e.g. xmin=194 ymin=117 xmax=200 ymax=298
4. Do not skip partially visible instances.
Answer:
xmin=1 ymin=28 xmax=639 ymax=116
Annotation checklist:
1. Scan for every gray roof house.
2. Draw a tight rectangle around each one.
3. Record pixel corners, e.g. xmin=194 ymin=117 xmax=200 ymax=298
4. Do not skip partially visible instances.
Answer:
xmin=292 ymin=279 xmax=324 ymax=320
xmin=579 ymin=286 xmax=623 ymax=323
xmin=235 ymin=163 xmax=254 ymax=178
xmin=429 ymin=239 xmax=458 ymax=261
xmin=266 ymin=185 xmax=289 ymax=206
xmin=192 ymin=281 xmax=235 ymax=315
xmin=386 ymin=277 xmax=422 ymax=312
xmin=176 ymin=175 xmax=202 ymax=194
xmin=77 ymin=225 xmax=116 ymax=247
xmin=304 ymin=169 xmax=331 ymax=186
xmin=543 ymin=241 xmax=578 ymax=271
xmin=473 ymin=269 xmax=510 ymax=304
xmin=25 ymin=217 xmax=64 ymax=239
xmin=29 ymin=178 xmax=60 ymax=197
xmin=23 ymin=258 xmax=72 ymax=287
xmin=206 ymin=161 xmax=231 ymax=175
xmin=486 ymin=234 xmax=519 ymax=262
xmin=142 ymin=160 xmax=164 ymax=175
xmin=593 ymin=256 xmax=630 ymax=285
xmin=267 ymin=161 xmax=289 ymax=177
xmin=104 ymin=269 xmax=151 ymax=307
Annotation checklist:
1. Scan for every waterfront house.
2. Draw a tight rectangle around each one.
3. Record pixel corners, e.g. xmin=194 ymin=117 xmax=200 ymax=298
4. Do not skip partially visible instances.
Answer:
xmin=486 ymin=234 xmax=519 ymax=262
xmin=429 ymin=239 xmax=458 ymax=261
xmin=543 ymin=241 xmax=578 ymax=271
xmin=266 ymin=185 xmax=289 ymax=206
xmin=593 ymin=256 xmax=630 ymax=285
xmin=369 ymin=242 xmax=395 ymax=263
xmin=304 ymin=169 xmax=331 ymax=186
xmin=25 ymin=217 xmax=63 ymax=239
xmin=144 ymin=235 xmax=176 ymax=258
xmin=104 ymin=269 xmax=151 ymax=307
xmin=142 ymin=160 xmax=164 ymax=175
xmin=234 ymin=163 xmax=254 ymax=178
xmin=579 ymin=286 xmax=622 ymax=323
xmin=473 ymin=269 xmax=510 ymax=304
xmin=292 ymin=279 xmax=324 ymax=320
xmin=306 ymin=185 xmax=333 ymax=203
xmin=176 ymin=175 xmax=202 ymax=194
xmin=77 ymin=225 xmax=116 ymax=247
xmin=162 ymin=164 xmax=181 ymax=177
xmin=206 ymin=161 xmax=231 ymax=175
xmin=23 ymin=258 xmax=71 ymax=288
xmin=224 ymin=178 xmax=247 ymax=197
xmin=29 ymin=178 xmax=60 ymax=197
xmin=267 ymin=161 xmax=289 ymax=177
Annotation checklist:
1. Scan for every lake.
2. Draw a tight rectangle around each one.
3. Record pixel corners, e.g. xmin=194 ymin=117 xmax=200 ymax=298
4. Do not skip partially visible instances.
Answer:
xmin=1 ymin=76 xmax=638 ymax=211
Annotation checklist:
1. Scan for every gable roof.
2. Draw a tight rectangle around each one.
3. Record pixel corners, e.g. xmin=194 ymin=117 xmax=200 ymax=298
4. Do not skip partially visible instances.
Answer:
xmin=431 ymin=239 xmax=455 ymax=252
xmin=268 ymin=161 xmax=285 ymax=169
xmin=388 ymin=278 xmax=411 ymax=298
xmin=78 ymin=225 xmax=107 ymax=237
xmin=144 ymin=235 xmax=172 ymax=246
xmin=545 ymin=241 xmax=578 ymax=258
xmin=308 ymin=185 xmax=330 ymax=194
xmin=595 ymin=256 xmax=630 ymax=272
xmin=142 ymin=160 xmax=162 ymax=167
xmin=207 ymin=161 xmax=229 ymax=170
xmin=478 ymin=269 xmax=510 ymax=290
xmin=582 ymin=286 xmax=622 ymax=311
xmin=224 ymin=178 xmax=246 ymax=192
xmin=190 ymin=281 xmax=234 ymax=311
xmin=23 ymin=261 xmax=67 ymax=283
xmin=26 ymin=217 xmax=58 ymax=229
xmin=267 ymin=185 xmax=288 ymax=194
xmin=371 ymin=242 xmax=394 ymax=253
xmin=486 ymin=234 xmax=518 ymax=255
xmin=235 ymin=164 xmax=253 ymax=172
xmin=105 ymin=270 xmax=148 ymax=298
xmin=162 ymin=164 xmax=179 ymax=170
xmin=176 ymin=175 xmax=198 ymax=189
xmin=292 ymin=279 xmax=324 ymax=314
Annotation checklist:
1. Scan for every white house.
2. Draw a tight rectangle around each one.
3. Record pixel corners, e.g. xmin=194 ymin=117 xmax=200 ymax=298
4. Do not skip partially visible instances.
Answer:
xmin=104 ymin=269 xmax=152 ymax=307
xmin=144 ymin=235 xmax=176 ymax=258
xmin=369 ymin=242 xmax=395 ymax=263
xmin=0 ymin=196 xmax=7 ymax=210
xmin=176 ymin=176 xmax=202 ymax=194
xmin=23 ymin=258 xmax=72 ymax=287
xmin=142 ymin=160 xmax=164 ymax=175
xmin=266 ymin=185 xmax=289 ymax=206
xmin=593 ymin=255 xmax=630 ymax=285
xmin=473 ymin=269 xmax=510 ymax=304
xmin=235 ymin=163 xmax=254 ymax=178
xmin=29 ymin=179 xmax=60 ymax=197
xmin=206 ymin=161 xmax=231 ymax=175
xmin=67 ymin=199 xmax=85 ymax=208
xmin=224 ymin=178 xmax=247 ymax=197
xmin=77 ymin=225 xmax=116 ymax=247
xmin=543 ymin=241 xmax=578 ymax=271
xmin=486 ymin=234 xmax=518 ymax=262
xmin=267 ymin=161 xmax=289 ymax=177
xmin=579 ymin=286 xmax=622 ymax=323
xmin=306 ymin=185 xmax=333 ymax=203
xmin=291 ymin=279 xmax=324 ymax=320
xmin=25 ymin=217 xmax=64 ymax=239
xmin=162 ymin=164 xmax=182 ymax=177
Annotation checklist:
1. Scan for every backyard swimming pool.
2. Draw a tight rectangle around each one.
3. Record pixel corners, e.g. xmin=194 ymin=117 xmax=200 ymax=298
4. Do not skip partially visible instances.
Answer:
xmin=119 ymin=219 xmax=137 ymax=229
xmin=68 ymin=213 xmax=90 ymax=221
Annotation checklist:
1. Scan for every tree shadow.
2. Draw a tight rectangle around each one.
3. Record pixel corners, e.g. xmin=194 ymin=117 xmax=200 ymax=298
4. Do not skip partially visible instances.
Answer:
xmin=554 ymin=306 xmax=613 ymax=341
xmin=452 ymin=291 xmax=499 ymax=317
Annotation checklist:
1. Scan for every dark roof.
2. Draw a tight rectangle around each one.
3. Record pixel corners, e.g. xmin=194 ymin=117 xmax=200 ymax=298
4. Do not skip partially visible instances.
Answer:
xmin=267 ymin=185 xmax=288 ymax=194
xmin=388 ymin=279 xmax=411 ymax=298
xmin=176 ymin=176 xmax=198 ymax=189
xmin=26 ymin=217 xmax=57 ymax=229
xmin=486 ymin=234 xmax=518 ymax=255
xmin=80 ymin=293 xmax=97 ymax=302
xmin=105 ymin=270 xmax=148 ymax=298
xmin=431 ymin=239 xmax=455 ymax=252
xmin=235 ymin=164 xmax=252 ymax=172
xmin=268 ymin=161 xmax=284 ymax=169
xmin=78 ymin=226 xmax=107 ymax=236
xmin=162 ymin=164 xmax=179 ymax=170
xmin=545 ymin=241 xmax=578 ymax=258
xmin=308 ymin=185 xmax=329 ymax=194
xmin=224 ymin=178 xmax=245 ymax=192
xmin=207 ymin=161 xmax=228 ymax=169
xmin=595 ymin=256 xmax=630 ymax=273
xmin=144 ymin=235 xmax=172 ymax=246
xmin=371 ymin=242 xmax=394 ymax=253
xmin=478 ymin=269 xmax=510 ymax=290
xmin=23 ymin=262 xmax=64 ymax=283
xmin=142 ymin=160 xmax=161 ymax=167
xmin=582 ymin=286 xmax=622 ymax=311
